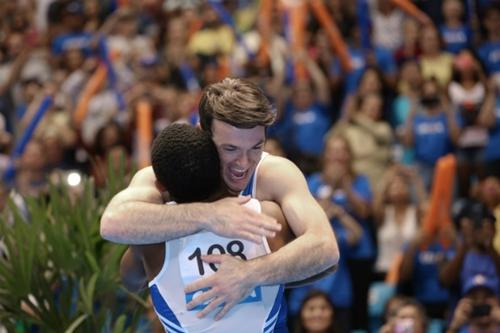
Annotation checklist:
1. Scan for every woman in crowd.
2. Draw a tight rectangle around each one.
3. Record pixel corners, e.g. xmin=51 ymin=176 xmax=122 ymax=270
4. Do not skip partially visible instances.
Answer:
xmin=296 ymin=290 xmax=336 ymax=333
xmin=373 ymin=164 xmax=427 ymax=280
xmin=448 ymin=50 xmax=489 ymax=197
xmin=319 ymin=134 xmax=375 ymax=332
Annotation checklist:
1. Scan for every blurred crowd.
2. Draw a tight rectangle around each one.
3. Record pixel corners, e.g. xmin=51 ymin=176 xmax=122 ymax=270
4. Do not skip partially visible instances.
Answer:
xmin=0 ymin=0 xmax=499 ymax=332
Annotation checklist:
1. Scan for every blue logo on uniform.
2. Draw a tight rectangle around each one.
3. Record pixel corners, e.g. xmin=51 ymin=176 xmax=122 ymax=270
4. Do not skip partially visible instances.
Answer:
xmin=185 ymin=286 xmax=262 ymax=311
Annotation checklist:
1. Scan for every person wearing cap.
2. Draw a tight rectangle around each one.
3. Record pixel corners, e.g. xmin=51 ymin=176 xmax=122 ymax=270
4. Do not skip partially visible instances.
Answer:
xmin=447 ymin=273 xmax=500 ymax=333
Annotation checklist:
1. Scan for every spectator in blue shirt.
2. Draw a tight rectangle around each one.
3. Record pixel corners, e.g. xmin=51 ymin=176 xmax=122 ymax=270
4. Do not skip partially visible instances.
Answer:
xmin=478 ymin=4 xmax=500 ymax=77
xmin=51 ymin=1 xmax=93 ymax=58
xmin=292 ymin=160 xmax=364 ymax=333
xmin=481 ymin=82 xmax=500 ymax=178
xmin=271 ymin=51 xmax=332 ymax=175
xmin=402 ymin=77 xmax=461 ymax=189
xmin=399 ymin=225 xmax=456 ymax=320
xmin=330 ymin=25 xmax=397 ymax=98
xmin=440 ymin=200 xmax=500 ymax=301
xmin=319 ymin=133 xmax=375 ymax=331
xmin=439 ymin=0 xmax=473 ymax=54
xmin=447 ymin=273 xmax=500 ymax=333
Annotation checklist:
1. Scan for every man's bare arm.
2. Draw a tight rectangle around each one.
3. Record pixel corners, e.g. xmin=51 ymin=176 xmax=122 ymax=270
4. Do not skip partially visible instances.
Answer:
xmin=185 ymin=157 xmax=340 ymax=319
xmin=100 ymin=167 xmax=280 ymax=244
xmin=101 ymin=167 xmax=204 ymax=244
xmin=262 ymin=200 xmax=338 ymax=288
xmin=120 ymin=246 xmax=148 ymax=292
xmin=285 ymin=265 xmax=339 ymax=288
xmin=250 ymin=157 xmax=339 ymax=284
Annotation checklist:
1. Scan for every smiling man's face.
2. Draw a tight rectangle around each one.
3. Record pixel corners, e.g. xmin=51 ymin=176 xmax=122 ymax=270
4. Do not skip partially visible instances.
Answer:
xmin=211 ymin=119 xmax=265 ymax=195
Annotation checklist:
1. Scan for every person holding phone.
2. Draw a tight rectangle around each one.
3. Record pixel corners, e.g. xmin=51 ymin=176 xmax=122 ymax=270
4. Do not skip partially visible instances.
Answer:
xmin=447 ymin=274 xmax=500 ymax=333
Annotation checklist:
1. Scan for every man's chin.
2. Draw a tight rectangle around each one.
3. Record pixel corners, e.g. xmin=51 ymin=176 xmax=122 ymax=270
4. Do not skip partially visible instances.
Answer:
xmin=223 ymin=181 xmax=246 ymax=196
xmin=226 ymin=185 xmax=244 ymax=196
xmin=223 ymin=176 xmax=249 ymax=195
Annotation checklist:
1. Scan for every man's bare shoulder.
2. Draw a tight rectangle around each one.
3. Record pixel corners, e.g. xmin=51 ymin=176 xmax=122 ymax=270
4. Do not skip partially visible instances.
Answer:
xmin=113 ymin=167 xmax=163 ymax=204
xmin=260 ymin=154 xmax=304 ymax=179
xmin=129 ymin=166 xmax=157 ymax=188
xmin=257 ymin=154 xmax=306 ymax=199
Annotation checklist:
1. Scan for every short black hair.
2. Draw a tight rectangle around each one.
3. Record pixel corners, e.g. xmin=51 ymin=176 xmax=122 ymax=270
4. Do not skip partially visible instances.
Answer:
xmin=151 ymin=123 xmax=221 ymax=203
xmin=452 ymin=199 xmax=496 ymax=229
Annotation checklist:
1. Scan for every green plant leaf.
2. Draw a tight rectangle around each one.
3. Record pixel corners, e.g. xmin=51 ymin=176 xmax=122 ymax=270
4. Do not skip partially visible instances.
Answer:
xmin=64 ymin=313 xmax=88 ymax=333
xmin=0 ymin=159 xmax=147 ymax=331
xmin=112 ymin=314 xmax=127 ymax=333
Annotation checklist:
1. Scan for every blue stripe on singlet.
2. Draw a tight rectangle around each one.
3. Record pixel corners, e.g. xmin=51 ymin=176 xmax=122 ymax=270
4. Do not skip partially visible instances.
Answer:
xmin=264 ymin=285 xmax=287 ymax=333
xmin=241 ymin=171 xmax=255 ymax=196
xmin=273 ymin=297 xmax=289 ymax=333
xmin=150 ymin=284 xmax=186 ymax=333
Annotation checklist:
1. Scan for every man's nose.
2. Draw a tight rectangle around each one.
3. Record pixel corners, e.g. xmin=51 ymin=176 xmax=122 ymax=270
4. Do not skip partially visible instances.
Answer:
xmin=235 ymin=152 xmax=249 ymax=168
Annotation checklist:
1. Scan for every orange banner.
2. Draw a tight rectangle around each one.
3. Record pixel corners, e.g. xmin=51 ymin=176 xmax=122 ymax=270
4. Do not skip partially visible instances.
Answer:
xmin=256 ymin=0 xmax=274 ymax=66
xmin=73 ymin=63 xmax=108 ymax=128
xmin=309 ymin=0 xmax=352 ymax=72
xmin=421 ymin=154 xmax=456 ymax=248
xmin=391 ymin=0 xmax=431 ymax=26
xmin=288 ymin=1 xmax=308 ymax=80
xmin=136 ymin=99 xmax=153 ymax=168
xmin=117 ymin=0 xmax=129 ymax=7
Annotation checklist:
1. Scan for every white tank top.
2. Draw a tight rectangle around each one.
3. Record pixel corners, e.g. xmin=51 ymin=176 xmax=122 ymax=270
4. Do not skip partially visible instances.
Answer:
xmin=375 ymin=205 xmax=418 ymax=273
xmin=241 ymin=152 xmax=268 ymax=197
xmin=148 ymin=199 xmax=285 ymax=333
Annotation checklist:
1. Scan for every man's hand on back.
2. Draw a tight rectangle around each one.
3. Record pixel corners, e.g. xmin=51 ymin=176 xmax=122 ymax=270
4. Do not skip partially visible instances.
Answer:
xmin=205 ymin=196 xmax=281 ymax=244
xmin=184 ymin=254 xmax=257 ymax=320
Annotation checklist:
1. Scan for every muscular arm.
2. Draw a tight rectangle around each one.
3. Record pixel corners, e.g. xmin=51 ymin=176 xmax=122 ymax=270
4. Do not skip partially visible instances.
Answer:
xmin=120 ymin=246 xmax=148 ymax=292
xmin=120 ymin=243 xmax=166 ymax=292
xmin=250 ymin=157 xmax=339 ymax=284
xmin=262 ymin=200 xmax=338 ymax=288
xmin=100 ymin=167 xmax=206 ymax=244
xmin=100 ymin=167 xmax=280 ymax=244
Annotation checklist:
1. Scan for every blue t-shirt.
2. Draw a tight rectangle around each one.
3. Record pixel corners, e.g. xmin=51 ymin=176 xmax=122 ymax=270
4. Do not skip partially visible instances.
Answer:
xmin=478 ymin=41 xmax=500 ymax=75
xmin=412 ymin=112 xmax=454 ymax=165
xmin=392 ymin=96 xmax=411 ymax=128
xmin=270 ymin=102 xmax=331 ymax=156
xmin=307 ymin=173 xmax=375 ymax=259
xmin=52 ymin=32 xmax=93 ymax=56
xmin=412 ymin=242 xmax=454 ymax=304
xmin=484 ymin=97 xmax=500 ymax=161
xmin=287 ymin=224 xmax=353 ymax=313
xmin=461 ymin=251 xmax=500 ymax=295
xmin=330 ymin=46 xmax=397 ymax=95
xmin=439 ymin=24 xmax=472 ymax=54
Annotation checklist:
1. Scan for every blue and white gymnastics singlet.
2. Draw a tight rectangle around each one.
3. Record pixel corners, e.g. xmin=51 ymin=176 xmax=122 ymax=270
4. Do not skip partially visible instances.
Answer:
xmin=148 ymin=198 xmax=286 ymax=333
